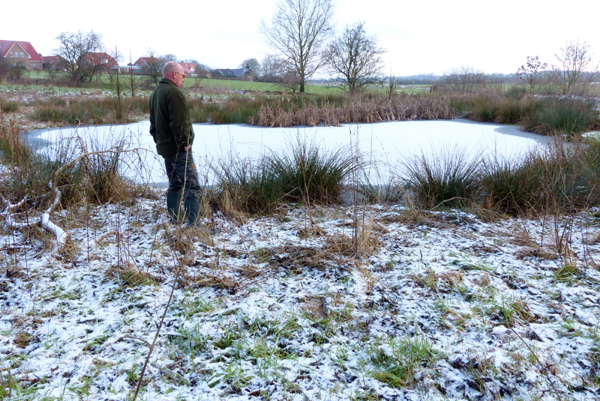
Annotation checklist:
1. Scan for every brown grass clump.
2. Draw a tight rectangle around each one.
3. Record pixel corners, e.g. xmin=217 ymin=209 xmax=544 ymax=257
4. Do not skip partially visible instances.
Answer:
xmin=165 ymin=225 xmax=214 ymax=253
xmin=583 ymin=232 xmax=600 ymax=246
xmin=183 ymin=273 xmax=238 ymax=293
xmin=303 ymin=295 xmax=329 ymax=320
xmin=13 ymin=332 xmax=36 ymax=348
xmin=377 ymin=209 xmax=448 ymax=229
xmin=107 ymin=265 xmax=161 ymax=287
xmin=515 ymin=248 xmax=558 ymax=261
xmin=326 ymin=229 xmax=380 ymax=258
xmin=267 ymin=245 xmax=331 ymax=271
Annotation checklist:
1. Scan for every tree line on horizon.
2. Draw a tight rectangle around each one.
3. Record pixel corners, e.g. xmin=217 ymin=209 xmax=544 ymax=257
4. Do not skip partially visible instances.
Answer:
xmin=1 ymin=0 xmax=597 ymax=95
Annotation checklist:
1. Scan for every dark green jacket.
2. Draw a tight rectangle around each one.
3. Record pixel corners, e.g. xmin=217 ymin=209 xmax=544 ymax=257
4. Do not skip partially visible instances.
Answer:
xmin=149 ymin=78 xmax=195 ymax=157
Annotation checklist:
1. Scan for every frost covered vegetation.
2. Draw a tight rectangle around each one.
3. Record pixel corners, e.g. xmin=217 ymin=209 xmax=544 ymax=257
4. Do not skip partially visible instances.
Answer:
xmin=1 ymin=114 xmax=600 ymax=400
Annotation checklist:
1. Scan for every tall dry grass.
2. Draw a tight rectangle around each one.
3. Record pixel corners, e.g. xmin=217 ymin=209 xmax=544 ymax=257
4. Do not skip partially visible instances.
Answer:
xmin=32 ymin=96 xmax=149 ymax=126
xmin=0 ymin=116 xmax=137 ymax=211
xmin=251 ymin=94 xmax=455 ymax=127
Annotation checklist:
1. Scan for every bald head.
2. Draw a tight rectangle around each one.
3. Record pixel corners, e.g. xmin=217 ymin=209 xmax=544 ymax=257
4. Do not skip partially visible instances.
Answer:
xmin=163 ymin=61 xmax=182 ymax=77
xmin=162 ymin=61 xmax=185 ymax=88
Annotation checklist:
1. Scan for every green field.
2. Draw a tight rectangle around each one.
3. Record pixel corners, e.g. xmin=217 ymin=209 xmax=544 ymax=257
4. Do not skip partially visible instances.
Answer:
xmin=9 ymin=69 xmax=429 ymax=95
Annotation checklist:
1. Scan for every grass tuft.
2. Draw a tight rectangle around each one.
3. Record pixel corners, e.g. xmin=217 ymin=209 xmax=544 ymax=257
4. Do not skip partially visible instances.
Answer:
xmin=401 ymin=146 xmax=482 ymax=209
xmin=370 ymin=336 xmax=442 ymax=387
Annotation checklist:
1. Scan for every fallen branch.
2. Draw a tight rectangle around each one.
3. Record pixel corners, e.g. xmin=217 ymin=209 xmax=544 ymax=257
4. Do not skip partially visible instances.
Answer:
xmin=2 ymin=180 xmax=67 ymax=253
xmin=40 ymin=181 xmax=68 ymax=250
xmin=1 ymin=146 xmax=143 ymax=254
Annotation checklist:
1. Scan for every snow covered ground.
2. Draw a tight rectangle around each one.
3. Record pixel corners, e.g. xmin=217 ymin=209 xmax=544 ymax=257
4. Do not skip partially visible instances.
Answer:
xmin=1 ymin=182 xmax=599 ymax=400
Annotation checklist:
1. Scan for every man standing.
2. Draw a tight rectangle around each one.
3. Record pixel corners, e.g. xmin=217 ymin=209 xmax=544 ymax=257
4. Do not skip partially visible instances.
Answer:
xmin=149 ymin=61 xmax=200 ymax=226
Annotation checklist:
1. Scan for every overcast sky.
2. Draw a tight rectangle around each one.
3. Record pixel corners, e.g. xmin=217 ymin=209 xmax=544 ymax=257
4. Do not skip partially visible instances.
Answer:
xmin=3 ymin=0 xmax=599 ymax=76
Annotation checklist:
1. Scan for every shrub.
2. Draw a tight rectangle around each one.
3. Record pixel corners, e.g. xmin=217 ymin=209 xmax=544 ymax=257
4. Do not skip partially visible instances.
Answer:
xmin=521 ymin=98 xmax=598 ymax=136
xmin=401 ymin=146 xmax=482 ymax=209
xmin=0 ymin=101 xmax=19 ymax=113
xmin=211 ymin=138 xmax=362 ymax=214
xmin=480 ymin=156 xmax=546 ymax=215
xmin=268 ymin=138 xmax=362 ymax=204
xmin=480 ymin=138 xmax=600 ymax=215
xmin=213 ymin=155 xmax=283 ymax=215
xmin=2 ymin=122 xmax=135 ymax=209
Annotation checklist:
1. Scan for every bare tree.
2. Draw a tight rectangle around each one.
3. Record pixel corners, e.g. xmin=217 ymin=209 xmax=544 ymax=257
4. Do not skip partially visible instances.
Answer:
xmin=551 ymin=39 xmax=598 ymax=94
xmin=325 ymin=22 xmax=385 ymax=93
xmin=160 ymin=54 xmax=178 ymax=63
xmin=260 ymin=0 xmax=335 ymax=93
xmin=260 ymin=54 xmax=285 ymax=82
xmin=517 ymin=55 xmax=547 ymax=91
xmin=141 ymin=50 xmax=162 ymax=84
xmin=381 ymin=72 xmax=400 ymax=99
xmin=110 ymin=47 xmax=124 ymax=122
xmin=241 ymin=58 xmax=261 ymax=80
xmin=282 ymin=68 xmax=301 ymax=94
xmin=55 ymin=30 xmax=104 ymax=84
xmin=442 ymin=65 xmax=487 ymax=92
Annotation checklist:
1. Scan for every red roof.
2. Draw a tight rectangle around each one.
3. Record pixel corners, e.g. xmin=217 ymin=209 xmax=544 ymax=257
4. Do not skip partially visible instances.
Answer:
xmin=0 ymin=40 xmax=42 ymax=62
xmin=85 ymin=52 xmax=118 ymax=67
xmin=180 ymin=62 xmax=196 ymax=74
xmin=134 ymin=57 xmax=159 ymax=66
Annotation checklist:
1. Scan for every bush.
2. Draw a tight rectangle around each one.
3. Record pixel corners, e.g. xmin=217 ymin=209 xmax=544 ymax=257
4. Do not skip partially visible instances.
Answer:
xmin=211 ymin=138 xmax=362 ymax=215
xmin=480 ymin=156 xmax=546 ymax=215
xmin=480 ymin=138 xmax=600 ymax=215
xmin=401 ymin=146 xmax=482 ymax=209
xmin=214 ymin=155 xmax=283 ymax=215
xmin=0 ymin=101 xmax=19 ymax=113
xmin=268 ymin=138 xmax=361 ymax=204
xmin=519 ymin=98 xmax=598 ymax=136
xmin=1 ymin=118 xmax=135 ymax=209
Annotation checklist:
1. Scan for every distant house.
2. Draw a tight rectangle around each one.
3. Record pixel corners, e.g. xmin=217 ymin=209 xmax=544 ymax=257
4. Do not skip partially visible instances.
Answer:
xmin=179 ymin=62 xmax=197 ymax=77
xmin=42 ymin=55 xmax=67 ymax=71
xmin=133 ymin=57 xmax=158 ymax=72
xmin=0 ymin=40 xmax=43 ymax=70
xmin=212 ymin=68 xmax=249 ymax=79
xmin=84 ymin=52 xmax=118 ymax=73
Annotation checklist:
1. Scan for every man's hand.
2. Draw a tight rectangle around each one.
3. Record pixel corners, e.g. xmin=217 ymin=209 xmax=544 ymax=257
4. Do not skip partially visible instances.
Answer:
xmin=184 ymin=145 xmax=191 ymax=152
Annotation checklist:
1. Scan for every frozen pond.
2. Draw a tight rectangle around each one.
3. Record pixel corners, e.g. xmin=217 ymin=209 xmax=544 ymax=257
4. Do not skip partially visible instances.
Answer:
xmin=26 ymin=120 xmax=550 ymax=187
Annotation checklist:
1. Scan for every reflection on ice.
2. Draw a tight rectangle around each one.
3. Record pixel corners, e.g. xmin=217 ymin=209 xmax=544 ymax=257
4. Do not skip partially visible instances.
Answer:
xmin=26 ymin=119 xmax=550 ymax=187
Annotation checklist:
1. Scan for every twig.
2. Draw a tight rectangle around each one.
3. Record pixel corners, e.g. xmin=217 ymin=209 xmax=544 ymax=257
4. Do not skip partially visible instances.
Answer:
xmin=431 ymin=196 xmax=466 ymax=211
xmin=132 ymin=265 xmax=183 ymax=401
xmin=117 ymin=335 xmax=151 ymax=348
xmin=133 ymin=147 xmax=191 ymax=401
